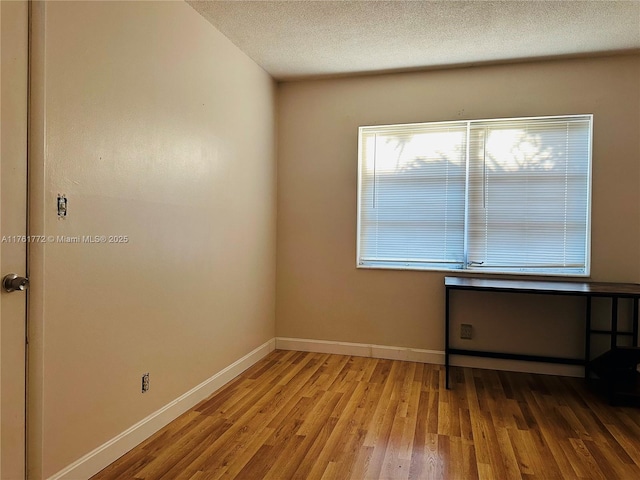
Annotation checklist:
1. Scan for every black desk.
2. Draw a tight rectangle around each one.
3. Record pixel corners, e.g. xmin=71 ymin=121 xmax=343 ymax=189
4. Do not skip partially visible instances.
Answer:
xmin=444 ymin=276 xmax=640 ymax=403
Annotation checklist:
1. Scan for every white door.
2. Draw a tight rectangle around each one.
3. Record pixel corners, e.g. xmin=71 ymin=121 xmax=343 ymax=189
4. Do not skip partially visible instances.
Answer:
xmin=0 ymin=1 xmax=29 ymax=478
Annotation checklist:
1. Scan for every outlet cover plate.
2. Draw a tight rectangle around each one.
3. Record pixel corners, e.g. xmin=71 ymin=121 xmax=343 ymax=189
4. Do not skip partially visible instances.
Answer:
xmin=461 ymin=324 xmax=473 ymax=340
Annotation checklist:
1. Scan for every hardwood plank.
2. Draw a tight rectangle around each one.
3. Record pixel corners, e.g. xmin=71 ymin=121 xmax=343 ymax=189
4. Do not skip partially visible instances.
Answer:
xmin=303 ymin=379 xmax=364 ymax=479
xmin=264 ymin=391 xmax=343 ymax=480
xmin=524 ymin=390 xmax=577 ymax=478
xmin=508 ymin=428 xmax=536 ymax=477
xmin=569 ymin=438 xmax=607 ymax=479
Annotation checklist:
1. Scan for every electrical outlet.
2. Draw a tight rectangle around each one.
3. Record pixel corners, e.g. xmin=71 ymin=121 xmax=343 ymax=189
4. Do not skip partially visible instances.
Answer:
xmin=141 ymin=373 xmax=150 ymax=393
xmin=460 ymin=324 xmax=473 ymax=340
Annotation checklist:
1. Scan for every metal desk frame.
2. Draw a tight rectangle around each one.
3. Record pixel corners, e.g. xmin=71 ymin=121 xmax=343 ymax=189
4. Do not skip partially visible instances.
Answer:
xmin=444 ymin=276 xmax=640 ymax=389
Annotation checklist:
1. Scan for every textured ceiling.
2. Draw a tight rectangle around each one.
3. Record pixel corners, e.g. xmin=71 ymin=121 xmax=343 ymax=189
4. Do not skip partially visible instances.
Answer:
xmin=187 ymin=0 xmax=640 ymax=80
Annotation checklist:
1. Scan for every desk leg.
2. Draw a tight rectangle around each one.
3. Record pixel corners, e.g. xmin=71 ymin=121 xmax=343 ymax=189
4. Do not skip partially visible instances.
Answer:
xmin=633 ymin=298 xmax=638 ymax=348
xmin=611 ymin=297 xmax=618 ymax=350
xmin=585 ymin=296 xmax=592 ymax=380
xmin=608 ymin=297 xmax=619 ymax=404
xmin=445 ymin=287 xmax=450 ymax=389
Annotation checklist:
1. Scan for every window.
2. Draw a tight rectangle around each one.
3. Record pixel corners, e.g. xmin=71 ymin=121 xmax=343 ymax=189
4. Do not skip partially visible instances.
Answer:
xmin=357 ymin=115 xmax=592 ymax=275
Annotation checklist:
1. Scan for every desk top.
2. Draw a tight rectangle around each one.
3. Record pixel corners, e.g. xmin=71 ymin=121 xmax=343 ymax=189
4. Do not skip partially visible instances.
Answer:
xmin=445 ymin=276 xmax=640 ymax=296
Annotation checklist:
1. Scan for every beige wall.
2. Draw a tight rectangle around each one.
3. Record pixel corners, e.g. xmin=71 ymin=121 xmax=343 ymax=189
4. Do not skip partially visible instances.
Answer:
xmin=28 ymin=1 xmax=276 ymax=477
xmin=276 ymin=55 xmax=640 ymax=359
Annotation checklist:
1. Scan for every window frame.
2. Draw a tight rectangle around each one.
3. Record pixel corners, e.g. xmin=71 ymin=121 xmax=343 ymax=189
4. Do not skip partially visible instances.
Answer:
xmin=356 ymin=114 xmax=593 ymax=277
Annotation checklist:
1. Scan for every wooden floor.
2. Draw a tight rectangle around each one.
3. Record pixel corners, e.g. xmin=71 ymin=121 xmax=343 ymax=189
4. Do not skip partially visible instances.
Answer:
xmin=92 ymin=350 xmax=640 ymax=480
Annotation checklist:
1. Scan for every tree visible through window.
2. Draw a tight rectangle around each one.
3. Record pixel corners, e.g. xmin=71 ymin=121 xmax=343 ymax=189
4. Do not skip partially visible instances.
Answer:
xmin=357 ymin=115 xmax=592 ymax=275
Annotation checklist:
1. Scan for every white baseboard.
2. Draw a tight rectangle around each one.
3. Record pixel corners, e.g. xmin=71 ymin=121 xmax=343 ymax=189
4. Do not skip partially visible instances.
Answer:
xmin=449 ymin=354 xmax=583 ymax=377
xmin=275 ymin=337 xmax=583 ymax=378
xmin=48 ymin=338 xmax=276 ymax=480
xmin=275 ymin=337 xmax=443 ymax=364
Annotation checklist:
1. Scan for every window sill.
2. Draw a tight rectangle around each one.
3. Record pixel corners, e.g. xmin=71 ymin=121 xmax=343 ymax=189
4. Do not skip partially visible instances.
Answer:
xmin=356 ymin=263 xmax=590 ymax=278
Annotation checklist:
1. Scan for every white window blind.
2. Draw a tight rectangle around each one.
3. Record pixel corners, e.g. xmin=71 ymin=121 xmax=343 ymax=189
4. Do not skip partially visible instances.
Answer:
xmin=357 ymin=115 xmax=592 ymax=275
xmin=358 ymin=122 xmax=467 ymax=269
